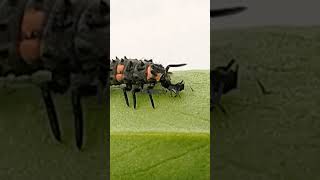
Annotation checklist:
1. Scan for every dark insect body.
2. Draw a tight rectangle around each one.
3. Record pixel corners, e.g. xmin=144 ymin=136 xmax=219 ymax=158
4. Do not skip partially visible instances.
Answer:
xmin=211 ymin=59 xmax=238 ymax=114
xmin=110 ymin=56 xmax=186 ymax=109
xmin=0 ymin=0 xmax=109 ymax=150
xmin=211 ymin=7 xmax=246 ymax=114
xmin=211 ymin=59 xmax=271 ymax=114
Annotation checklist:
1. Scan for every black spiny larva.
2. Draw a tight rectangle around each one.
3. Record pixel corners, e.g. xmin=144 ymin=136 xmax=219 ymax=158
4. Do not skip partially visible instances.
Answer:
xmin=110 ymin=56 xmax=186 ymax=109
xmin=0 ymin=0 xmax=109 ymax=150
xmin=210 ymin=7 xmax=245 ymax=114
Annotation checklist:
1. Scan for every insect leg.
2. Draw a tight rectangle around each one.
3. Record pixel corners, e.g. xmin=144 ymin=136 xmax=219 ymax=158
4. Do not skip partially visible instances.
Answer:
xmin=225 ymin=59 xmax=235 ymax=70
xmin=217 ymin=102 xmax=227 ymax=114
xmin=40 ymin=83 xmax=61 ymax=142
xmin=71 ymin=88 xmax=84 ymax=150
xmin=215 ymin=82 xmax=224 ymax=105
xmin=215 ymin=82 xmax=227 ymax=114
xmin=123 ymin=89 xmax=130 ymax=107
xmin=122 ymin=84 xmax=132 ymax=107
xmin=147 ymin=86 xmax=155 ymax=109
xmin=70 ymin=67 xmax=107 ymax=149
xmin=256 ymin=79 xmax=272 ymax=95
xmin=148 ymin=92 xmax=155 ymax=108
xmin=132 ymin=90 xmax=137 ymax=109
xmin=132 ymin=87 xmax=141 ymax=109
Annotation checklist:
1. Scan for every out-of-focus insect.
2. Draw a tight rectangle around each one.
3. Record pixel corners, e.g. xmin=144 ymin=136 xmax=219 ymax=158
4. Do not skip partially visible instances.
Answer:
xmin=110 ymin=56 xmax=186 ymax=109
xmin=211 ymin=59 xmax=238 ymax=113
xmin=210 ymin=7 xmax=246 ymax=113
xmin=0 ymin=0 xmax=109 ymax=150
xmin=211 ymin=7 xmax=271 ymax=114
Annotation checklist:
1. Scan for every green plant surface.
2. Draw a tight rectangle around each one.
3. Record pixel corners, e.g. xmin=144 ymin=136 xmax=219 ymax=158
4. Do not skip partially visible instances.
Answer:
xmin=212 ymin=27 xmax=320 ymax=180
xmin=0 ymin=87 xmax=108 ymax=180
xmin=110 ymin=70 xmax=210 ymax=179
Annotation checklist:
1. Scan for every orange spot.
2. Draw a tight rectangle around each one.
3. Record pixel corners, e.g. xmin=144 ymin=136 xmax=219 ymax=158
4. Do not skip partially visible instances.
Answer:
xmin=116 ymin=74 xmax=124 ymax=81
xmin=146 ymin=65 xmax=152 ymax=80
xmin=19 ymin=39 xmax=41 ymax=64
xmin=21 ymin=8 xmax=46 ymax=36
xmin=146 ymin=65 xmax=161 ymax=81
xmin=117 ymin=64 xmax=124 ymax=74
xmin=19 ymin=8 xmax=46 ymax=64
xmin=155 ymin=73 xmax=162 ymax=81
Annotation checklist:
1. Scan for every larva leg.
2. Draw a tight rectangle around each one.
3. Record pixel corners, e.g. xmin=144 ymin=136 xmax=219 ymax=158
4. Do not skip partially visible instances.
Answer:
xmin=215 ymin=82 xmax=227 ymax=114
xmin=225 ymin=59 xmax=235 ymax=70
xmin=132 ymin=88 xmax=141 ymax=109
xmin=72 ymin=85 xmax=96 ymax=150
xmin=70 ymin=71 xmax=106 ymax=150
xmin=122 ymin=84 xmax=132 ymax=107
xmin=40 ymin=83 xmax=62 ymax=143
xmin=147 ymin=90 xmax=155 ymax=109
xmin=71 ymin=88 xmax=84 ymax=150
xmin=40 ymin=71 xmax=70 ymax=143
xmin=256 ymin=79 xmax=272 ymax=95
xmin=71 ymin=84 xmax=100 ymax=150
xmin=123 ymin=89 xmax=129 ymax=107
xmin=147 ymin=85 xmax=155 ymax=109
xmin=217 ymin=103 xmax=227 ymax=115
xmin=215 ymin=82 xmax=224 ymax=106
xmin=132 ymin=90 xmax=137 ymax=109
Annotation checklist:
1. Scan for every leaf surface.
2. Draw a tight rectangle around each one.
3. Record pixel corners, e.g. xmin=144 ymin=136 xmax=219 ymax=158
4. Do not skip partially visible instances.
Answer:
xmin=111 ymin=70 xmax=210 ymax=179
xmin=212 ymin=27 xmax=320 ymax=180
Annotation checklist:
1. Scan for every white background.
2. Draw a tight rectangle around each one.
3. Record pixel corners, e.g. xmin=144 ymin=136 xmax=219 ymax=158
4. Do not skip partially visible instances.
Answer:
xmin=111 ymin=0 xmax=210 ymax=70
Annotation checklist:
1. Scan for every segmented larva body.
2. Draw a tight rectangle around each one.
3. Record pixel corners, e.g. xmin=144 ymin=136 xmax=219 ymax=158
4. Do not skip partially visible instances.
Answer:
xmin=0 ymin=0 xmax=109 ymax=150
xmin=0 ymin=0 xmax=109 ymax=78
xmin=110 ymin=57 xmax=186 ymax=109
xmin=110 ymin=57 xmax=164 ymax=87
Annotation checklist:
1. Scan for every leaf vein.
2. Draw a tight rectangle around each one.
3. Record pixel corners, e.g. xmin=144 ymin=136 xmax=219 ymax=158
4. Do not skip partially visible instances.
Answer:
xmin=118 ymin=143 xmax=209 ymax=177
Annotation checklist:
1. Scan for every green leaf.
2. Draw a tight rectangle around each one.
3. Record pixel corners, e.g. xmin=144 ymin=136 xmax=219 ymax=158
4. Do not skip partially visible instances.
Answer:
xmin=212 ymin=27 xmax=320 ymax=179
xmin=111 ymin=70 xmax=210 ymax=179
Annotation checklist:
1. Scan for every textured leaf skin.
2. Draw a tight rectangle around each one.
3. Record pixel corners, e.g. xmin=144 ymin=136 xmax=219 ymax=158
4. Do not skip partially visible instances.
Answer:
xmin=111 ymin=71 xmax=210 ymax=179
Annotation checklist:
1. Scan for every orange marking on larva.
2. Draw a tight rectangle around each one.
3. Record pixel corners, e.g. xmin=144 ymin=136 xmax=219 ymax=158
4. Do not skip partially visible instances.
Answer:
xmin=116 ymin=74 xmax=124 ymax=81
xmin=155 ymin=73 xmax=162 ymax=81
xmin=19 ymin=8 xmax=46 ymax=63
xmin=146 ymin=65 xmax=152 ymax=80
xmin=19 ymin=39 xmax=41 ymax=64
xmin=21 ymin=8 xmax=46 ymax=36
xmin=117 ymin=64 xmax=125 ymax=74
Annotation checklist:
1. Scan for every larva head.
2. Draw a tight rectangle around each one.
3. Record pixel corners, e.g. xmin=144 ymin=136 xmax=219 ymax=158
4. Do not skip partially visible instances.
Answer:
xmin=158 ymin=63 xmax=187 ymax=94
